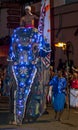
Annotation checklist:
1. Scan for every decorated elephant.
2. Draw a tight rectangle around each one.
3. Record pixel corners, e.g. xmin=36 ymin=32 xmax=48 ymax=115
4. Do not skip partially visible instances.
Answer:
xmin=4 ymin=27 xmax=51 ymax=125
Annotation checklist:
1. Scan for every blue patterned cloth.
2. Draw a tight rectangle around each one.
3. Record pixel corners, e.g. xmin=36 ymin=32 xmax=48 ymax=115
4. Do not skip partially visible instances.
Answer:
xmin=5 ymin=27 xmax=51 ymax=124
xmin=49 ymin=75 xmax=67 ymax=111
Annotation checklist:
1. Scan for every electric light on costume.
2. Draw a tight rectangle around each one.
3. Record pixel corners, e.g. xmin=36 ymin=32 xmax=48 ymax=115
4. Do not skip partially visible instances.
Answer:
xmin=49 ymin=76 xmax=67 ymax=111
xmin=8 ymin=27 xmax=51 ymax=124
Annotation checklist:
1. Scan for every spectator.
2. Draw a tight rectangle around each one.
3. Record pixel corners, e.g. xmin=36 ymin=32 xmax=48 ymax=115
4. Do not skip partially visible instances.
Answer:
xmin=48 ymin=69 xmax=67 ymax=121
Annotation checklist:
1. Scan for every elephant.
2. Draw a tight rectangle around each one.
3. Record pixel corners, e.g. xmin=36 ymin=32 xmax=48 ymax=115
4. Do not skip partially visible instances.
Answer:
xmin=4 ymin=27 xmax=51 ymax=125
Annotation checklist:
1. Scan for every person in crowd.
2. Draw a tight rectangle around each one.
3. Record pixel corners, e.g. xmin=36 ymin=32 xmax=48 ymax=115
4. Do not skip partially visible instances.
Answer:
xmin=70 ymin=67 xmax=78 ymax=108
xmin=0 ymin=69 xmax=4 ymax=96
xmin=20 ymin=5 xmax=39 ymax=28
xmin=47 ymin=66 xmax=55 ymax=104
xmin=48 ymin=69 xmax=67 ymax=121
xmin=50 ymin=66 xmax=55 ymax=80
xmin=57 ymin=59 xmax=64 ymax=70
xmin=0 ymin=78 xmax=2 ymax=96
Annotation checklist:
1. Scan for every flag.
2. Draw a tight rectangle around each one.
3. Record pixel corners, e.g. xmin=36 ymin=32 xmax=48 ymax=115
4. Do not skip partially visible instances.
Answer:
xmin=38 ymin=0 xmax=51 ymax=44
xmin=38 ymin=0 xmax=51 ymax=68
xmin=38 ymin=0 xmax=51 ymax=113
xmin=38 ymin=0 xmax=46 ymax=35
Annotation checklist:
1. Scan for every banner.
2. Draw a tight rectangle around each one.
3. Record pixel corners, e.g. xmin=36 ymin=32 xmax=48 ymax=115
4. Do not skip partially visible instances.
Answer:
xmin=38 ymin=0 xmax=51 ymax=69
xmin=38 ymin=0 xmax=51 ymax=111
xmin=38 ymin=0 xmax=51 ymax=44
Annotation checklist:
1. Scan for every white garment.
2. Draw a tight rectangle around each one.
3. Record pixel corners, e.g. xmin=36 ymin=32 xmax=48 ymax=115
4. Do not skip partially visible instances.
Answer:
xmin=70 ymin=88 xmax=78 ymax=107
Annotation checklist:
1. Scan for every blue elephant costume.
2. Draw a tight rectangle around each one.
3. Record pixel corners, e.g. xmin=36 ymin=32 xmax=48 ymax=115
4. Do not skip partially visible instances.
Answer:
xmin=5 ymin=27 xmax=51 ymax=124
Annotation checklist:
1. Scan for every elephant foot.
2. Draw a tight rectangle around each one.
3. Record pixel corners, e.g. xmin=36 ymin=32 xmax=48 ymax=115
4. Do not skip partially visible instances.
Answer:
xmin=9 ymin=121 xmax=22 ymax=126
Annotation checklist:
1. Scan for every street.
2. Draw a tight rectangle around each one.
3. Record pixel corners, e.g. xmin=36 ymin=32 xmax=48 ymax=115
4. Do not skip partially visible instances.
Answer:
xmin=0 ymin=106 xmax=78 ymax=130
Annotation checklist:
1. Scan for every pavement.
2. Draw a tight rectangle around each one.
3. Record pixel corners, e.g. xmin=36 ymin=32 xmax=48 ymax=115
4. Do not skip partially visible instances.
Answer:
xmin=0 ymin=105 xmax=78 ymax=130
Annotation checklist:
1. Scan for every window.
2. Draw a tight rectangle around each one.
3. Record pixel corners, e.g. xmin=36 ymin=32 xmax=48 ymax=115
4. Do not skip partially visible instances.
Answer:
xmin=65 ymin=0 xmax=78 ymax=4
